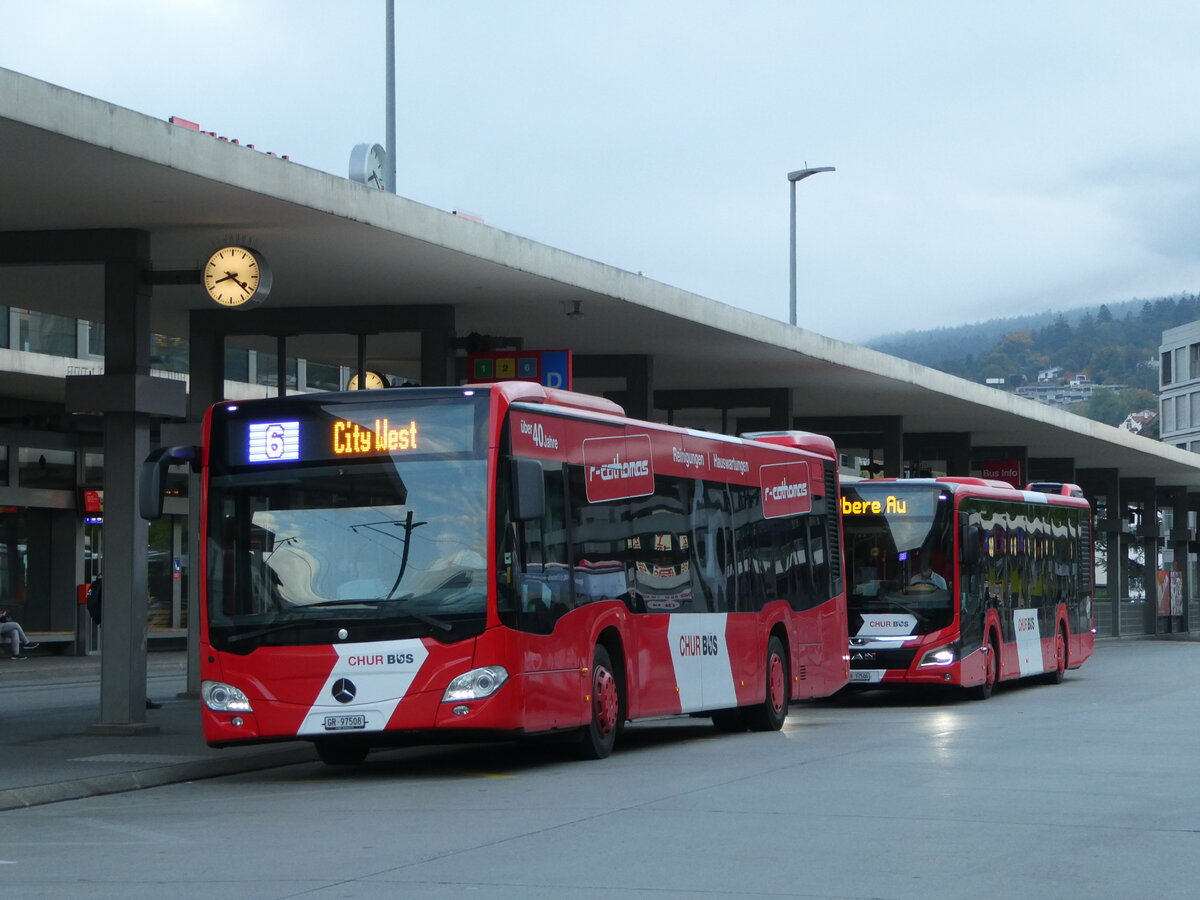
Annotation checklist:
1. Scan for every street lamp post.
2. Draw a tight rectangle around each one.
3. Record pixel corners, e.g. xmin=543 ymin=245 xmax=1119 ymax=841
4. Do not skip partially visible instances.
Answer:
xmin=788 ymin=166 xmax=835 ymax=326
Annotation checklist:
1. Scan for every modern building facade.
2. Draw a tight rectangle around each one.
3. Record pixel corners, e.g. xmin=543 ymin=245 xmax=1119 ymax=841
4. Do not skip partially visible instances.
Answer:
xmin=1159 ymin=320 xmax=1200 ymax=451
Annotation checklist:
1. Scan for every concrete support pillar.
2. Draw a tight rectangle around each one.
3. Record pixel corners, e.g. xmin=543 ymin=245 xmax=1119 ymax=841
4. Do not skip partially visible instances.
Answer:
xmin=905 ymin=432 xmax=971 ymax=477
xmin=575 ymin=355 xmax=655 ymax=421
xmin=92 ymin=237 xmax=154 ymax=733
xmin=1028 ymin=457 xmax=1077 ymax=484
xmin=420 ymin=307 xmax=456 ymax=387
xmin=790 ymin=415 xmax=903 ymax=478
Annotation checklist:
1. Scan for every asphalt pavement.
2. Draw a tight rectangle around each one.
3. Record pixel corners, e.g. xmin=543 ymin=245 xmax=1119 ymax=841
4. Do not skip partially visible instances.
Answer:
xmin=0 ymin=649 xmax=315 ymax=812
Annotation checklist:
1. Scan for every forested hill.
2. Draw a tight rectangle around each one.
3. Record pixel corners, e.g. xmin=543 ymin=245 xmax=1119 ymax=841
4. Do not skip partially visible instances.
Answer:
xmin=866 ymin=294 xmax=1199 ymax=390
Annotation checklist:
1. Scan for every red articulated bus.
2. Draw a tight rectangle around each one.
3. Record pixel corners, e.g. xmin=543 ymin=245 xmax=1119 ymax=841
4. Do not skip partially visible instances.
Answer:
xmin=840 ymin=477 xmax=1094 ymax=699
xmin=142 ymin=382 xmax=848 ymax=764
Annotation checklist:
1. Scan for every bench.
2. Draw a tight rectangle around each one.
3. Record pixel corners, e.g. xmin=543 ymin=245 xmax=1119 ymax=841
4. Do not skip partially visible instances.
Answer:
xmin=27 ymin=632 xmax=75 ymax=644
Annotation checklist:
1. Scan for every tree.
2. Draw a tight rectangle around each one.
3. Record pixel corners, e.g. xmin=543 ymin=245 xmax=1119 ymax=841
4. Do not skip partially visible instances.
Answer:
xmin=1076 ymin=388 xmax=1158 ymax=427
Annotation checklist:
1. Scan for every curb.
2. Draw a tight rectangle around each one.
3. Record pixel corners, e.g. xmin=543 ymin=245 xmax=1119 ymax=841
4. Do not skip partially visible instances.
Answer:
xmin=0 ymin=746 xmax=317 ymax=812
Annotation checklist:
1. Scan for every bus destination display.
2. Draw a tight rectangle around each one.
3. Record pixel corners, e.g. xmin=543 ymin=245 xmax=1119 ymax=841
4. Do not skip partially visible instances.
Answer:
xmin=225 ymin=397 xmax=482 ymax=467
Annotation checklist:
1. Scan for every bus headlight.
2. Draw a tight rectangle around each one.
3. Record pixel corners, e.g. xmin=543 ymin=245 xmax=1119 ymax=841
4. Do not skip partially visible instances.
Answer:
xmin=917 ymin=644 xmax=957 ymax=667
xmin=443 ymin=666 xmax=509 ymax=702
xmin=201 ymin=680 xmax=253 ymax=713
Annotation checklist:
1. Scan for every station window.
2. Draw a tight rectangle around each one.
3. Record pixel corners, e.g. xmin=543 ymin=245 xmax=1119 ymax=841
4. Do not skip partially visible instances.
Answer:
xmin=306 ymin=360 xmax=344 ymax=392
xmin=151 ymin=334 xmax=189 ymax=373
xmin=18 ymin=447 xmax=75 ymax=489
xmin=16 ymin=309 xmax=75 ymax=357
xmin=1162 ymin=351 xmax=1173 ymax=385
xmin=254 ymin=351 xmax=297 ymax=389
xmin=225 ymin=347 xmax=249 ymax=382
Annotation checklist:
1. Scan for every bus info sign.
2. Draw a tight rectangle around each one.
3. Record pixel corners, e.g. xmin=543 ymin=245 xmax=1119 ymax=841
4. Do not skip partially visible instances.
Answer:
xmin=467 ymin=350 xmax=572 ymax=390
xmin=980 ymin=460 xmax=1021 ymax=487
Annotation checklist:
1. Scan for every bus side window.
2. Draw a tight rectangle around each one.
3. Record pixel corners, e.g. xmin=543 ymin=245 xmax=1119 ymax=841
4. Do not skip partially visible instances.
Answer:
xmin=692 ymin=480 xmax=733 ymax=613
xmin=503 ymin=459 xmax=571 ymax=634
xmin=567 ymin=465 xmax=631 ymax=610
xmin=731 ymin=485 xmax=765 ymax=612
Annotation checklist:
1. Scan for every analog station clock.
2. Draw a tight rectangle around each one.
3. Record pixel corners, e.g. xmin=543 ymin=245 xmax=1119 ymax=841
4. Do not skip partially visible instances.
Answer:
xmin=349 ymin=143 xmax=387 ymax=191
xmin=202 ymin=246 xmax=272 ymax=308
xmin=347 ymin=371 xmax=389 ymax=390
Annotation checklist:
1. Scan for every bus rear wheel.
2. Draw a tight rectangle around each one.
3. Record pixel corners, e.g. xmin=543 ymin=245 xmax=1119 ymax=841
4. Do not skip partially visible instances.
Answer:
xmin=314 ymin=738 xmax=370 ymax=766
xmin=968 ymin=636 xmax=999 ymax=701
xmin=745 ymin=636 xmax=789 ymax=732
xmin=577 ymin=645 xmax=622 ymax=760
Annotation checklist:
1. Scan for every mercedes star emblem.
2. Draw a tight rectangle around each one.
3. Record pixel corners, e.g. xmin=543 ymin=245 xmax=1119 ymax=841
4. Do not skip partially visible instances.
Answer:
xmin=331 ymin=678 xmax=357 ymax=704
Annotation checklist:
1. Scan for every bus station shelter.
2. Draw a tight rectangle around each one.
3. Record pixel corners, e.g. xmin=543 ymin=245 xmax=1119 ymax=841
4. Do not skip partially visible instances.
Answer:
xmin=3 ymin=67 xmax=1200 ymax=729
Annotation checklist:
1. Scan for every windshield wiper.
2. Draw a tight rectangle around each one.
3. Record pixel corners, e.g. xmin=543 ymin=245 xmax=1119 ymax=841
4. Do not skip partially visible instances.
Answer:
xmin=308 ymin=597 xmax=453 ymax=632
xmin=226 ymin=619 xmax=310 ymax=644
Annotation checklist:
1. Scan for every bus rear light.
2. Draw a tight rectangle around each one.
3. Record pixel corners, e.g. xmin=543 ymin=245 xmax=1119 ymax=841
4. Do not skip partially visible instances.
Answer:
xmin=202 ymin=680 xmax=254 ymax=713
xmin=917 ymin=644 xmax=957 ymax=667
xmin=443 ymin=666 xmax=509 ymax=702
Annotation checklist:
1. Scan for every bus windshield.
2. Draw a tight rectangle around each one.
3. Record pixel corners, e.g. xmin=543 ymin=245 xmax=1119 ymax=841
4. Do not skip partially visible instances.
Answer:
xmin=206 ymin=394 xmax=489 ymax=650
xmin=841 ymin=483 xmax=954 ymax=635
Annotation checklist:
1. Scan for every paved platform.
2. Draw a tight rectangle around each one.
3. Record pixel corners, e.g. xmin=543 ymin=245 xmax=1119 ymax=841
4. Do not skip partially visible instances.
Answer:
xmin=0 ymin=650 xmax=315 ymax=811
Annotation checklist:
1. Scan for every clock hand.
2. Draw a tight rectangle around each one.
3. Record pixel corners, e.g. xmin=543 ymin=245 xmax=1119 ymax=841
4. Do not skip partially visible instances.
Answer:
xmin=213 ymin=272 xmax=239 ymax=285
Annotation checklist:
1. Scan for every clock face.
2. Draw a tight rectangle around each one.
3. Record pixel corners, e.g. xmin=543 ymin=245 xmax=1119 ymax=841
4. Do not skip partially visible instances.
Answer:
xmin=348 ymin=371 xmax=388 ymax=390
xmin=349 ymin=143 xmax=388 ymax=191
xmin=366 ymin=146 xmax=386 ymax=191
xmin=203 ymin=246 xmax=270 ymax=307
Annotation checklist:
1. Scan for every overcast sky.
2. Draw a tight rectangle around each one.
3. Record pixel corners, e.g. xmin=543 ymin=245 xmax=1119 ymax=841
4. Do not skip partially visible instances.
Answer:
xmin=5 ymin=1 xmax=1200 ymax=342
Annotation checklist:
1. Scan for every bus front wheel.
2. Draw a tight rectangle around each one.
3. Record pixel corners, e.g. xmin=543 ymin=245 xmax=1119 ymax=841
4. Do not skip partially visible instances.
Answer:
xmin=577 ymin=645 xmax=622 ymax=760
xmin=968 ymin=636 xmax=999 ymax=701
xmin=1042 ymin=627 xmax=1067 ymax=685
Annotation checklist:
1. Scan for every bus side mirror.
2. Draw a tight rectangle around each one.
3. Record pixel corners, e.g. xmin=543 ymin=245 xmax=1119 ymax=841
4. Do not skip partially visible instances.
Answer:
xmin=961 ymin=522 xmax=981 ymax=566
xmin=140 ymin=445 xmax=199 ymax=520
xmin=511 ymin=458 xmax=545 ymax=522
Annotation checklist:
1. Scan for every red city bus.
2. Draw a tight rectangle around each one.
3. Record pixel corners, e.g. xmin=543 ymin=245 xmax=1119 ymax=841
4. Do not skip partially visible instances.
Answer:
xmin=142 ymin=382 xmax=848 ymax=763
xmin=840 ymin=477 xmax=1094 ymax=699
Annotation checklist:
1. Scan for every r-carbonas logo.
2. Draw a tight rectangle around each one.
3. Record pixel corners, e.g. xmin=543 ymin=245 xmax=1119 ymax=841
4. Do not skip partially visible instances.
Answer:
xmin=765 ymin=478 xmax=808 ymax=501
xmin=590 ymin=453 xmax=650 ymax=482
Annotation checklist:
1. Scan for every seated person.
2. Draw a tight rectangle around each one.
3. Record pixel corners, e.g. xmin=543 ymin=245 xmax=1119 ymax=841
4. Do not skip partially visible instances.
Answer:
xmin=908 ymin=564 xmax=947 ymax=592
xmin=0 ymin=609 xmax=39 ymax=659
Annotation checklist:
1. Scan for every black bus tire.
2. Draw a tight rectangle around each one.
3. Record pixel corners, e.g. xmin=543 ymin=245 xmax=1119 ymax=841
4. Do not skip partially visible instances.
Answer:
xmin=745 ymin=636 xmax=789 ymax=732
xmin=1042 ymin=626 xmax=1068 ymax=685
xmin=577 ymin=645 xmax=621 ymax=760
xmin=968 ymin=635 xmax=999 ymax=701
